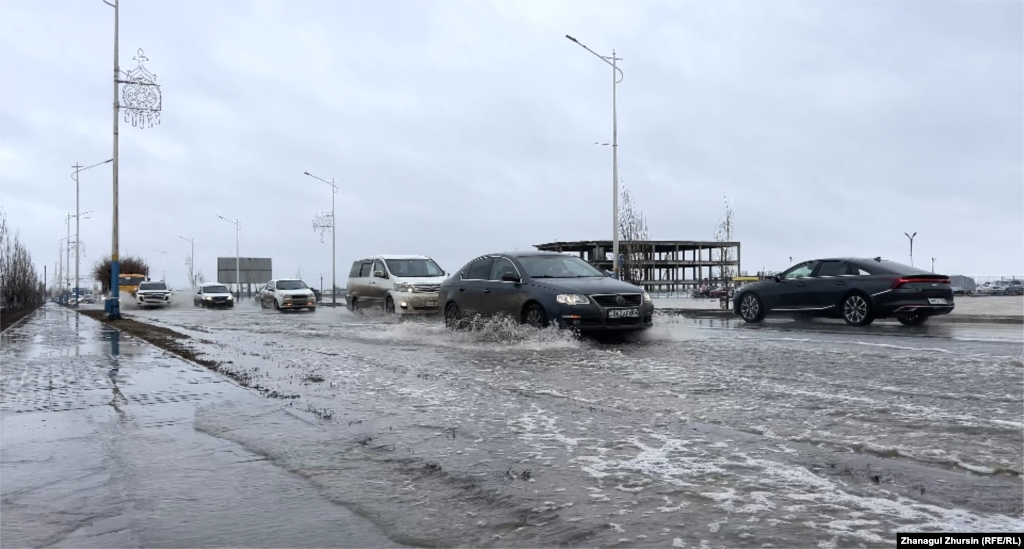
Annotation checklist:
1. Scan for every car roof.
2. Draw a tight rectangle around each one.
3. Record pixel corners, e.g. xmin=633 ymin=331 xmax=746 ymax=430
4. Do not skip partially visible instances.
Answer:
xmin=355 ymin=254 xmax=432 ymax=261
xmin=482 ymin=251 xmax=568 ymax=259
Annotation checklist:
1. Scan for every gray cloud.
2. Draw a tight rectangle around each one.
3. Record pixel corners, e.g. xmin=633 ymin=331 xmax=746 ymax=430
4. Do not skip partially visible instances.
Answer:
xmin=2 ymin=0 xmax=1020 ymax=290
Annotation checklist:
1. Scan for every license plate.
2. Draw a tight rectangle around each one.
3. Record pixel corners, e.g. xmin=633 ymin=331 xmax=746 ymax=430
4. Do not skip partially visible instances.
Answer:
xmin=608 ymin=308 xmax=640 ymax=319
xmin=928 ymin=298 xmax=947 ymax=305
xmin=425 ymin=301 xmax=438 ymax=308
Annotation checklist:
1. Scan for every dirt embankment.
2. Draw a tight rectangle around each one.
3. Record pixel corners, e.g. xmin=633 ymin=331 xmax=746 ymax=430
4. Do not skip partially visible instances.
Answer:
xmin=78 ymin=310 xmax=260 ymax=387
xmin=1 ymin=304 xmax=44 ymax=332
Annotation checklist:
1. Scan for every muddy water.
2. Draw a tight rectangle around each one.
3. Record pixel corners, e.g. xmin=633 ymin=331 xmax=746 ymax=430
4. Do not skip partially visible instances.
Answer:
xmin=128 ymin=304 xmax=1024 ymax=547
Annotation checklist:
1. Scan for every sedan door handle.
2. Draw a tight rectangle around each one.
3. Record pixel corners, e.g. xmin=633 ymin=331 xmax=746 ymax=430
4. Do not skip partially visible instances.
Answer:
xmin=483 ymin=289 xmax=491 ymax=294
xmin=836 ymin=281 xmax=846 ymax=286
xmin=458 ymin=288 xmax=465 ymax=292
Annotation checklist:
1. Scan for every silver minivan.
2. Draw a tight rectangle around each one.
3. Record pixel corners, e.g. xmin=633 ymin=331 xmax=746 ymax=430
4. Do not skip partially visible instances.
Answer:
xmin=347 ymin=255 xmax=447 ymax=315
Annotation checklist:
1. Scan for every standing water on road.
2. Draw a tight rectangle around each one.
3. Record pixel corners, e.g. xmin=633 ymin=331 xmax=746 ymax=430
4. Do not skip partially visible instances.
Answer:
xmin=102 ymin=303 xmax=1024 ymax=546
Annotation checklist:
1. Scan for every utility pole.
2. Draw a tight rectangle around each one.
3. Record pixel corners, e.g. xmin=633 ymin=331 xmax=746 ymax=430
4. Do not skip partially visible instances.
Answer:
xmin=904 ymin=232 xmax=917 ymax=267
xmin=102 ymin=0 xmax=163 ymax=319
xmin=72 ymin=160 xmax=111 ymax=307
xmin=217 ymin=216 xmax=241 ymax=298
xmin=180 ymin=236 xmax=195 ymax=287
xmin=305 ymin=171 xmax=338 ymax=307
xmin=566 ymin=35 xmax=623 ymax=278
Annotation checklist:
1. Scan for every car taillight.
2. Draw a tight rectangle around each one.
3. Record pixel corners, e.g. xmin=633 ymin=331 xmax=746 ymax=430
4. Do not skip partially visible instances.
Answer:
xmin=891 ymin=277 xmax=950 ymax=289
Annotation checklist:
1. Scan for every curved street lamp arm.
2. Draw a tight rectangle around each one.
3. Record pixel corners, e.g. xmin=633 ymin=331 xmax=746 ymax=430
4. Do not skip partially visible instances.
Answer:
xmin=566 ymin=35 xmax=624 ymax=83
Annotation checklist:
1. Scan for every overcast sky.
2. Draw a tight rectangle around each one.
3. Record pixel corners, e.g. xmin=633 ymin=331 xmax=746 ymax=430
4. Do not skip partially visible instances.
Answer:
xmin=2 ymin=0 xmax=1021 ymax=289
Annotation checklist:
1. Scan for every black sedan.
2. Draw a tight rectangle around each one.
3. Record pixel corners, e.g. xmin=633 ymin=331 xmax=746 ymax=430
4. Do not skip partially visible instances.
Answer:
xmin=439 ymin=252 xmax=655 ymax=333
xmin=733 ymin=257 xmax=954 ymax=326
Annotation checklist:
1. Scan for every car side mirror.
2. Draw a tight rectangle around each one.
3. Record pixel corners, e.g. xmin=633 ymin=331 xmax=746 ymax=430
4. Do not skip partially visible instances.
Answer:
xmin=373 ymin=270 xmax=386 ymax=278
xmin=773 ymin=275 xmax=783 ymax=282
xmin=500 ymin=272 xmax=521 ymax=283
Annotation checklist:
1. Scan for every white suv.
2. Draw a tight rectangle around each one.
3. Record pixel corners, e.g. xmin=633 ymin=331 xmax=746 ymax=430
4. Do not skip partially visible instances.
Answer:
xmin=258 ymin=279 xmax=317 ymax=312
xmin=135 ymin=281 xmax=171 ymax=308
xmin=347 ymin=255 xmax=447 ymax=315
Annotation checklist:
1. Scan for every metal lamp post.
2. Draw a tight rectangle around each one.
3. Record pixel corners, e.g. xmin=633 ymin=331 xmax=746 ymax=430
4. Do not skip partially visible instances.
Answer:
xmin=72 ymin=159 xmax=110 ymax=307
xmin=567 ymin=34 xmax=623 ymax=278
xmin=102 ymin=0 xmax=163 ymax=319
xmin=217 ymin=216 xmax=241 ymax=298
xmin=68 ymin=211 xmax=93 ymax=304
xmin=180 ymin=236 xmax=195 ymax=287
xmin=931 ymin=257 xmax=936 ymax=273
xmin=904 ymin=232 xmax=917 ymax=267
xmin=304 ymin=171 xmax=337 ymax=307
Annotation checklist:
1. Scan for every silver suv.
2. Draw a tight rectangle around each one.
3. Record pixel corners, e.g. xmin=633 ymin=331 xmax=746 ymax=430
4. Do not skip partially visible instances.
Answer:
xmin=347 ymin=255 xmax=447 ymax=315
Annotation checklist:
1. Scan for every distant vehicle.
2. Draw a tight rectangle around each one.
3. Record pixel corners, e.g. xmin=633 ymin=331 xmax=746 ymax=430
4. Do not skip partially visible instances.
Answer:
xmin=135 ymin=281 xmax=171 ymax=308
xmin=439 ymin=251 xmax=654 ymax=334
xmin=194 ymin=283 xmax=235 ymax=308
xmin=346 ymin=255 xmax=447 ymax=315
xmin=733 ymin=257 xmax=954 ymax=326
xmin=948 ymin=275 xmax=977 ymax=296
xmin=982 ymin=280 xmax=1013 ymax=296
xmin=259 ymin=279 xmax=316 ymax=312
xmin=1005 ymin=280 xmax=1023 ymax=296
xmin=119 ymin=274 xmax=146 ymax=297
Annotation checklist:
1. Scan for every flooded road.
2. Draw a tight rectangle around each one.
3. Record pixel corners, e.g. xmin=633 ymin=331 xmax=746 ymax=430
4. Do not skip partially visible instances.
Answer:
xmin=105 ymin=298 xmax=1024 ymax=547
xmin=112 ymin=301 xmax=1024 ymax=549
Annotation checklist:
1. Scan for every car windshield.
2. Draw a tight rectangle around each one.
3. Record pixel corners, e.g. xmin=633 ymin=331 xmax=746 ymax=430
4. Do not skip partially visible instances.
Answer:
xmin=119 ymin=276 xmax=144 ymax=286
xmin=203 ymin=285 xmax=229 ymax=293
xmin=139 ymin=282 xmax=166 ymax=291
xmin=519 ymin=255 xmax=606 ymax=278
xmin=993 ymin=281 xmax=1010 ymax=286
xmin=277 ymin=280 xmax=308 ymax=290
xmin=385 ymin=258 xmax=444 ymax=277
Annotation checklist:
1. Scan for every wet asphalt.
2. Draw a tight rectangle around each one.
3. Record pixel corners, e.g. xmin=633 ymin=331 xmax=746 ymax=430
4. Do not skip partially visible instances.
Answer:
xmin=3 ymin=300 xmax=1023 ymax=548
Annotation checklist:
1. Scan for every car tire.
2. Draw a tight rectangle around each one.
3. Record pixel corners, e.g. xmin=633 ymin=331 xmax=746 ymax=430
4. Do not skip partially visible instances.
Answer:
xmin=522 ymin=303 xmax=548 ymax=328
xmin=842 ymin=293 xmax=874 ymax=326
xmin=308 ymin=307 xmax=316 ymax=312
xmin=274 ymin=300 xmax=280 ymax=312
xmin=260 ymin=298 xmax=267 ymax=309
xmin=897 ymin=313 xmax=928 ymax=326
xmin=444 ymin=302 xmax=463 ymax=330
xmin=385 ymin=295 xmax=395 ymax=315
xmin=738 ymin=293 xmax=764 ymax=323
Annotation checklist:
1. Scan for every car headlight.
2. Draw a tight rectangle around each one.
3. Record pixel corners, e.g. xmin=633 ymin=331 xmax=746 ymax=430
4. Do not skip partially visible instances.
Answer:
xmin=394 ymin=282 xmax=414 ymax=293
xmin=643 ymin=291 xmax=651 ymax=303
xmin=227 ymin=295 xmax=234 ymax=300
xmin=556 ymin=294 xmax=590 ymax=305
xmin=204 ymin=296 xmax=212 ymax=300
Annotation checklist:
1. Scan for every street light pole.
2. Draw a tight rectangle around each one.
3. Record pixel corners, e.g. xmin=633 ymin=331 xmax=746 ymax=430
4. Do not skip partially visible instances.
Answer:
xmin=72 ymin=159 xmax=111 ymax=308
xmin=180 ymin=236 xmax=195 ymax=287
xmin=931 ymin=257 xmax=936 ymax=273
xmin=904 ymin=231 xmax=917 ymax=267
xmin=217 ymin=216 xmax=241 ymax=298
xmin=567 ymin=34 xmax=623 ymax=278
xmin=102 ymin=0 xmax=163 ymax=319
xmin=304 ymin=171 xmax=338 ymax=307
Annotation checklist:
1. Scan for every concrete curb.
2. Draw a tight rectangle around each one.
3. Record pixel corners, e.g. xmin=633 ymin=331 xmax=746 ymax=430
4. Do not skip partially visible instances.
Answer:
xmin=655 ymin=308 xmax=1024 ymax=325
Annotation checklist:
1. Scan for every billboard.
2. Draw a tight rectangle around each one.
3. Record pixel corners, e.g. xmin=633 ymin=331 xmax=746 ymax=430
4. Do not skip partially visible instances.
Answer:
xmin=217 ymin=257 xmax=272 ymax=284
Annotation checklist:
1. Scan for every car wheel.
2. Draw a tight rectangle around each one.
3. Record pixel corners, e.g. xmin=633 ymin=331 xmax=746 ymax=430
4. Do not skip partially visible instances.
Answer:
xmin=444 ymin=302 xmax=462 ymax=330
xmin=385 ymin=295 xmax=395 ymax=315
xmin=897 ymin=313 xmax=928 ymax=326
xmin=738 ymin=293 xmax=764 ymax=323
xmin=260 ymin=298 xmax=267 ymax=309
xmin=523 ymin=303 xmax=548 ymax=328
xmin=308 ymin=307 xmax=316 ymax=312
xmin=842 ymin=293 xmax=874 ymax=326
xmin=274 ymin=300 xmax=280 ymax=311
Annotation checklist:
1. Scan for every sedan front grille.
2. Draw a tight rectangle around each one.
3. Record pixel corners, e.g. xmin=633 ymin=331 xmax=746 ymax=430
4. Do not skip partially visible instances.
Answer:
xmin=591 ymin=294 xmax=643 ymax=308
xmin=413 ymin=284 xmax=441 ymax=293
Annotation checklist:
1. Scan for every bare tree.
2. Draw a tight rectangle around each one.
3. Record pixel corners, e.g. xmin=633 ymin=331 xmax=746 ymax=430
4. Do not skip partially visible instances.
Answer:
xmin=712 ymin=194 xmax=736 ymax=283
xmin=0 ymin=209 xmax=43 ymax=310
xmin=195 ymin=270 xmax=207 ymax=285
xmin=618 ymin=184 xmax=650 ymax=284
xmin=90 ymin=255 xmax=150 ymax=293
xmin=184 ymin=255 xmax=195 ymax=289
